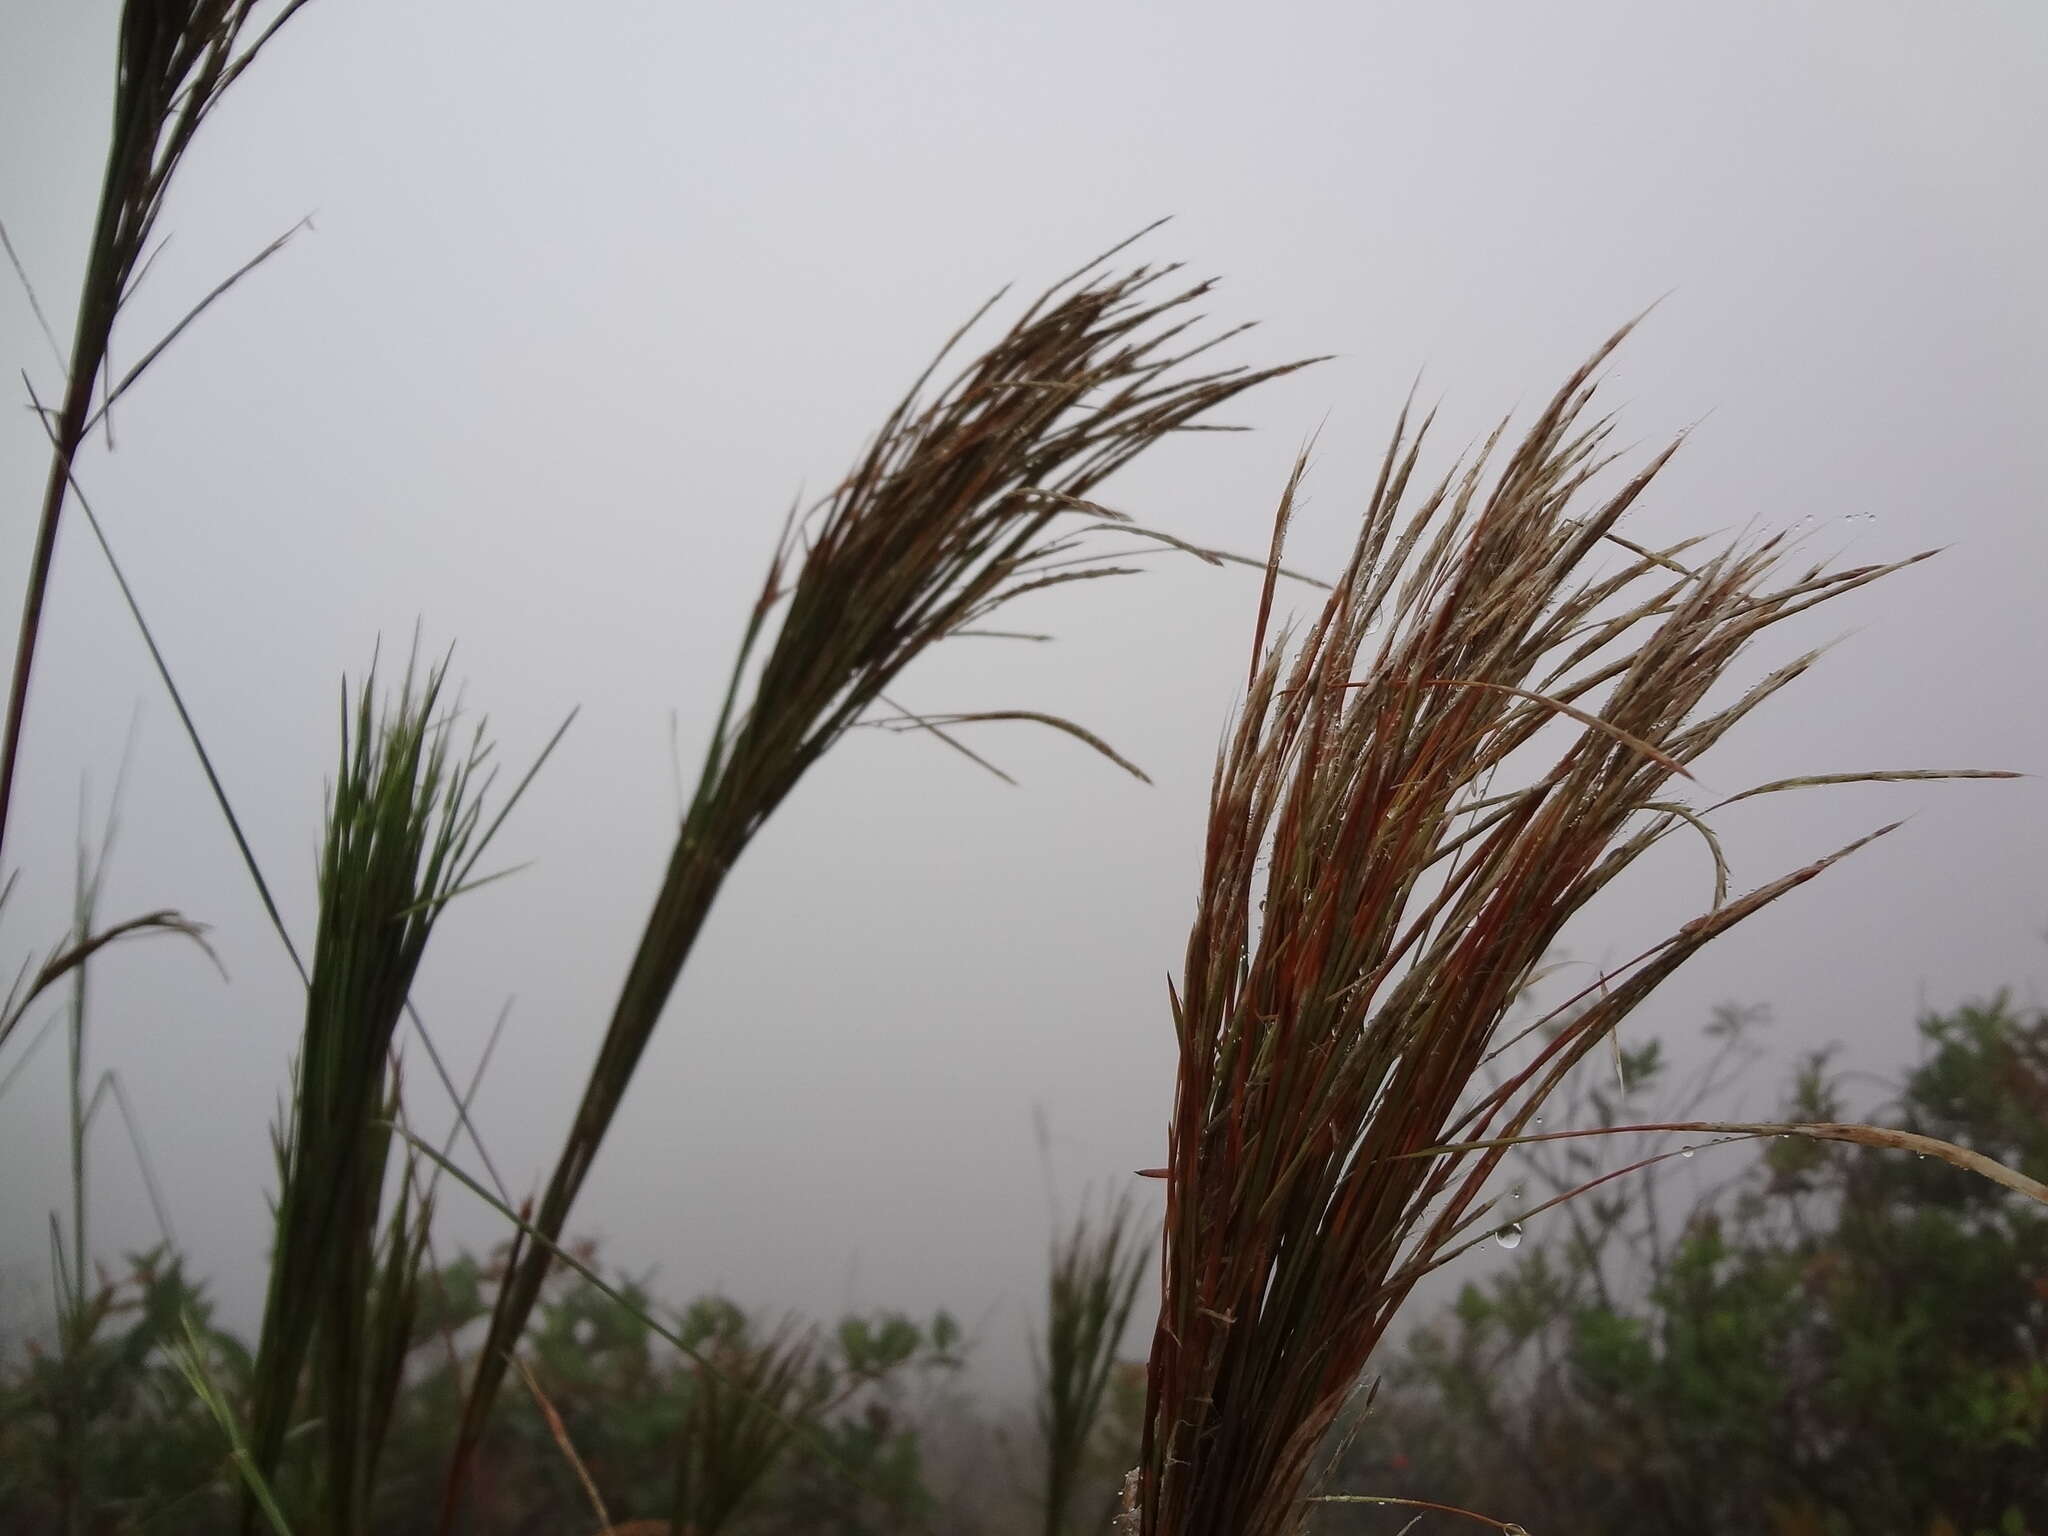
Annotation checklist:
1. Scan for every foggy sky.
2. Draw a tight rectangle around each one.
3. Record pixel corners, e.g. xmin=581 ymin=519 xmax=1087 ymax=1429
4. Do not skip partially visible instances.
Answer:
xmin=1 ymin=0 xmax=2043 ymax=1391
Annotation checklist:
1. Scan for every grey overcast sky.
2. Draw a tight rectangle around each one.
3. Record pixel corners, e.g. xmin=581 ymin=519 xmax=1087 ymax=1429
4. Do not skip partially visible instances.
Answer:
xmin=1 ymin=1 xmax=2043 ymax=1384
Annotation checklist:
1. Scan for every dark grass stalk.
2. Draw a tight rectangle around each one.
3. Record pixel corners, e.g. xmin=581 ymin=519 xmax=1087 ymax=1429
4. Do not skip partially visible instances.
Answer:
xmin=0 ymin=0 xmax=318 ymax=868
xmin=47 ymin=758 xmax=149 ymax=1536
xmin=1036 ymin=1191 xmax=1148 ymax=1536
xmin=441 ymin=231 xmax=1319 ymax=1525
xmin=1137 ymin=324 xmax=2012 ymax=1536
xmin=244 ymin=650 xmax=521 ymax=1536
xmin=0 ymin=747 xmax=213 ymax=1536
xmin=54 ymin=821 xmax=101 ymax=1536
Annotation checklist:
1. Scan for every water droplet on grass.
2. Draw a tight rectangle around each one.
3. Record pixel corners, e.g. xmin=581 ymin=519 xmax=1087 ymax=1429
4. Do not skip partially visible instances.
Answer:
xmin=1680 ymin=1145 xmax=1695 ymax=1159
xmin=1495 ymin=1223 xmax=1524 ymax=1251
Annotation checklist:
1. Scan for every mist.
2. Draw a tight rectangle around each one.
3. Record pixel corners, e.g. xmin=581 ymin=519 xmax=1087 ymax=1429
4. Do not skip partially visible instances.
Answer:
xmin=1 ymin=0 xmax=2043 ymax=1400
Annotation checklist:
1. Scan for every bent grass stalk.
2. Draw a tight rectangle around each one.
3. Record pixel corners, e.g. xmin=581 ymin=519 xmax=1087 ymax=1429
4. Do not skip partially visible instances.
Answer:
xmin=442 ymin=230 xmax=1319 ymax=1523
xmin=0 ymin=0 xmax=320 ymax=866
xmin=1138 ymin=324 xmax=2016 ymax=1536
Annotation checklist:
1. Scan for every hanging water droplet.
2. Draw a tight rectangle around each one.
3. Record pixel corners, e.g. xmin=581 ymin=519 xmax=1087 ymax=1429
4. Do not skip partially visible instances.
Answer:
xmin=1511 ymin=1183 xmax=1524 ymax=1202
xmin=1533 ymin=1115 xmax=1544 ymax=1127
xmin=1680 ymin=1145 xmax=1695 ymax=1159
xmin=1494 ymin=1222 xmax=1524 ymax=1251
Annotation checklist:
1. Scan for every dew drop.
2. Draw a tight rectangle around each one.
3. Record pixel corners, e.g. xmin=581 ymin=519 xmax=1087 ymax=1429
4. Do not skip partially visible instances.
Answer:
xmin=1494 ymin=1222 xmax=1524 ymax=1251
xmin=1680 ymin=1145 xmax=1695 ymax=1159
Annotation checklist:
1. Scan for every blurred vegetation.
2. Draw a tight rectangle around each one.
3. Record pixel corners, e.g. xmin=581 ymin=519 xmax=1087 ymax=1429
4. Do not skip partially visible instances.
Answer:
xmin=2 ymin=1232 xmax=963 ymax=1535
xmin=5 ymin=997 xmax=2042 ymax=1534
xmin=1326 ymin=996 xmax=2048 ymax=1536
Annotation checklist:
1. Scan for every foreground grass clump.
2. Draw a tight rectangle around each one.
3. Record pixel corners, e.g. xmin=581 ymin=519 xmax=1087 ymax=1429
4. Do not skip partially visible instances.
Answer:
xmin=243 ymin=650 xmax=539 ymax=1536
xmin=1136 ymin=327 xmax=2009 ymax=1536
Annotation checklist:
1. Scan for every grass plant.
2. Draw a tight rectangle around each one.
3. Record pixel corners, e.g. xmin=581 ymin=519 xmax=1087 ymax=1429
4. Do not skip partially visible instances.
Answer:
xmin=243 ymin=650 xmax=531 ymax=1536
xmin=1036 ymin=1193 xmax=1148 ymax=1536
xmin=442 ymin=230 xmax=1318 ymax=1523
xmin=667 ymin=1304 xmax=824 ymax=1536
xmin=1136 ymin=325 xmax=2017 ymax=1536
xmin=5 ymin=18 xmax=2039 ymax=1536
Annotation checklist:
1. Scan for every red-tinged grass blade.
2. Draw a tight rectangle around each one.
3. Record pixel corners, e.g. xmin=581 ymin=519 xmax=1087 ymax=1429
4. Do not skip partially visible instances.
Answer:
xmin=1136 ymin=329 xmax=2013 ymax=1536
xmin=442 ymin=234 xmax=1319 ymax=1525
xmin=512 ymin=1355 xmax=612 ymax=1535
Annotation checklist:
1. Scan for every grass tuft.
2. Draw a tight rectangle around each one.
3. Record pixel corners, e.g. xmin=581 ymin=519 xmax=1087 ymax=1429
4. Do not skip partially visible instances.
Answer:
xmin=1136 ymin=323 xmax=1999 ymax=1536
xmin=442 ymin=230 xmax=1318 ymax=1520
xmin=668 ymin=1304 xmax=823 ymax=1536
xmin=244 ymin=646 xmax=516 ymax=1535
xmin=1036 ymin=1190 xmax=1148 ymax=1536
